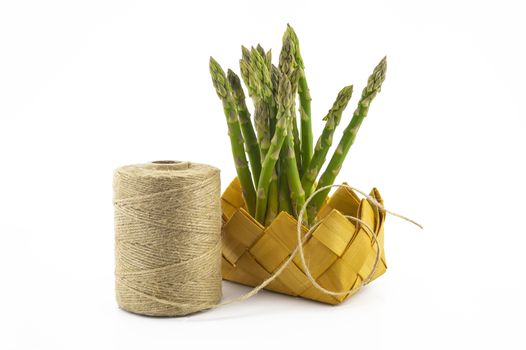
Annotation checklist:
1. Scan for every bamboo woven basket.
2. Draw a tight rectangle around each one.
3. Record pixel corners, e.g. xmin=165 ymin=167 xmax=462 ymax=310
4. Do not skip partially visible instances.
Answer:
xmin=221 ymin=178 xmax=387 ymax=305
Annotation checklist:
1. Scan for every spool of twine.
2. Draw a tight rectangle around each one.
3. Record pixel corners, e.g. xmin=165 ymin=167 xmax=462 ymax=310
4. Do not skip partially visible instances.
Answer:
xmin=113 ymin=161 xmax=222 ymax=316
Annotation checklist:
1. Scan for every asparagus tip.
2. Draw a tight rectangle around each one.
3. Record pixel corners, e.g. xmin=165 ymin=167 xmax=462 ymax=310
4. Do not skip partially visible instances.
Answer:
xmin=226 ymin=69 xmax=238 ymax=86
xmin=241 ymin=46 xmax=251 ymax=62
xmin=227 ymin=69 xmax=245 ymax=100
xmin=362 ymin=56 xmax=388 ymax=99
xmin=277 ymin=74 xmax=293 ymax=110
xmin=283 ymin=24 xmax=304 ymax=69
xmin=209 ymin=57 xmax=229 ymax=99
xmin=322 ymin=85 xmax=354 ymax=121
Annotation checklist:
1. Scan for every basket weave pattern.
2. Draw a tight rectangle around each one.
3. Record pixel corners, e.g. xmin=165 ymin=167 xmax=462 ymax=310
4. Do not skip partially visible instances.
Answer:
xmin=221 ymin=178 xmax=387 ymax=305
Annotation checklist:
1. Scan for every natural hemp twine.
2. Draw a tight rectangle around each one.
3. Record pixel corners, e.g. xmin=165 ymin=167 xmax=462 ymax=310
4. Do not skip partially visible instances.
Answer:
xmin=113 ymin=161 xmax=222 ymax=316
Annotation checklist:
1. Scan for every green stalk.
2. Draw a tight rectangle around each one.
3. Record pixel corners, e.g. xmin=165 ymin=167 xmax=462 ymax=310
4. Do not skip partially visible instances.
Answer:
xmin=307 ymin=57 xmax=387 ymax=222
xmin=210 ymin=57 xmax=256 ymax=215
xmin=284 ymin=120 xmax=307 ymax=223
xmin=266 ymin=171 xmax=279 ymax=225
xmin=284 ymin=24 xmax=313 ymax=175
xmin=248 ymin=46 xmax=278 ymax=224
xmin=278 ymin=36 xmax=305 ymax=219
xmin=255 ymin=75 xmax=293 ymax=224
xmin=249 ymin=47 xmax=273 ymax=103
xmin=278 ymin=155 xmax=292 ymax=214
xmin=227 ymin=69 xmax=262 ymax=185
xmin=290 ymin=107 xmax=302 ymax=174
xmin=253 ymin=102 xmax=271 ymax=158
xmin=270 ymin=64 xmax=281 ymax=134
xmin=274 ymin=66 xmax=292 ymax=216
xmin=301 ymin=85 xmax=354 ymax=198
xmin=239 ymin=46 xmax=253 ymax=95
xmin=279 ymin=37 xmax=302 ymax=173
xmin=298 ymin=73 xmax=312 ymax=174
xmin=240 ymin=47 xmax=274 ymax=159
xmin=240 ymin=48 xmax=269 ymax=159
xmin=254 ymin=47 xmax=278 ymax=225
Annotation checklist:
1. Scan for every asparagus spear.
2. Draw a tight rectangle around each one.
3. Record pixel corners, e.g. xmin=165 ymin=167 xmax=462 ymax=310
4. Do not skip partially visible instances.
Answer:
xmin=307 ymin=57 xmax=387 ymax=221
xmin=266 ymin=172 xmax=279 ymax=225
xmin=284 ymin=24 xmax=313 ymax=175
xmin=210 ymin=57 xmax=257 ymax=215
xmin=271 ymin=65 xmax=281 ymax=100
xmin=240 ymin=47 xmax=273 ymax=159
xmin=272 ymin=65 xmax=293 ymax=215
xmin=272 ymin=63 xmax=284 ymax=225
xmin=284 ymin=120 xmax=307 ymax=222
xmin=301 ymin=85 xmax=354 ymax=198
xmin=248 ymin=47 xmax=278 ymax=223
xmin=253 ymin=103 xmax=271 ymax=158
xmin=240 ymin=47 xmax=267 ymax=156
xmin=278 ymin=39 xmax=305 ymax=219
xmin=279 ymin=37 xmax=302 ymax=172
xmin=255 ymin=75 xmax=293 ymax=224
xmin=249 ymin=47 xmax=273 ymax=103
xmin=270 ymin=64 xmax=281 ymax=136
xmin=257 ymin=48 xmax=276 ymax=138
xmin=227 ymin=69 xmax=262 ymax=185
xmin=256 ymin=44 xmax=272 ymax=71
xmin=290 ymin=70 xmax=303 ymax=173
xmin=278 ymin=156 xmax=292 ymax=213
xmin=239 ymin=46 xmax=253 ymax=95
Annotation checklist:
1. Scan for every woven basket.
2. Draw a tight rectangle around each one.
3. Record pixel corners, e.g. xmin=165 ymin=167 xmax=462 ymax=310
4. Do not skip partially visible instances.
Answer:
xmin=221 ymin=178 xmax=387 ymax=305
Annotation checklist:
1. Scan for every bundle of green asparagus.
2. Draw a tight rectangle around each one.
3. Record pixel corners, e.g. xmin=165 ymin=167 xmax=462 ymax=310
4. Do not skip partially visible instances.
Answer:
xmin=210 ymin=25 xmax=387 ymax=226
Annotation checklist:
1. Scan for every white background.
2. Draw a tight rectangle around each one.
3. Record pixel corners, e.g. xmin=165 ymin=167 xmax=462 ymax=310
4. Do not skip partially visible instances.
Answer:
xmin=1 ymin=0 xmax=525 ymax=349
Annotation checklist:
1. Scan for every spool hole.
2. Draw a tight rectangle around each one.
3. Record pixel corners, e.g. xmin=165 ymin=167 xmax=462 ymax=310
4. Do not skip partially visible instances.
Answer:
xmin=152 ymin=160 xmax=180 ymax=165
xmin=149 ymin=160 xmax=190 ymax=170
